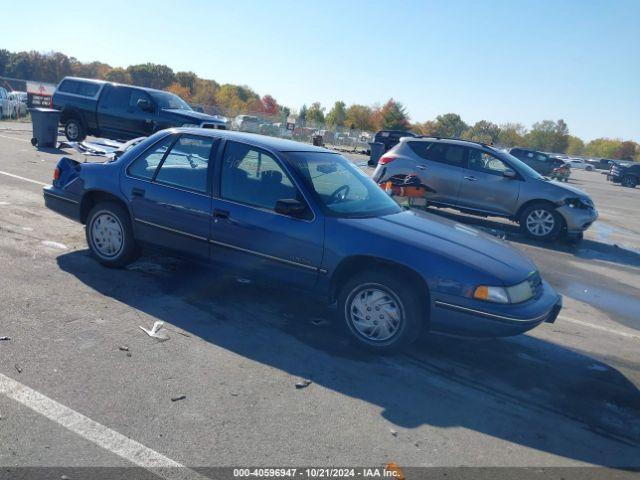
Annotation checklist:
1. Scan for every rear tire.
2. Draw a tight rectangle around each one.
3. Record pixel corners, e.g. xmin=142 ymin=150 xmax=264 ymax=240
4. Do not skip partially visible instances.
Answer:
xmin=585 ymin=166 xmax=593 ymax=171
xmin=86 ymin=202 xmax=138 ymax=268
xmin=520 ymin=203 xmax=563 ymax=241
xmin=338 ymin=270 xmax=423 ymax=353
xmin=64 ymin=117 xmax=86 ymax=142
xmin=621 ymin=175 xmax=637 ymax=188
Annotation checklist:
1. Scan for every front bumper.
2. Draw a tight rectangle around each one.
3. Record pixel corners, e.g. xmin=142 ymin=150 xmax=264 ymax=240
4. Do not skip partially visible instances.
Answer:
xmin=556 ymin=205 xmax=598 ymax=234
xmin=429 ymin=280 xmax=562 ymax=337
xmin=43 ymin=186 xmax=82 ymax=222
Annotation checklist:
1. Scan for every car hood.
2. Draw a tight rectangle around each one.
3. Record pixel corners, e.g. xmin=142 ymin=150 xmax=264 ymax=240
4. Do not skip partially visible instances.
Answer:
xmin=541 ymin=179 xmax=592 ymax=200
xmin=161 ymin=109 xmax=226 ymax=124
xmin=347 ymin=210 xmax=537 ymax=285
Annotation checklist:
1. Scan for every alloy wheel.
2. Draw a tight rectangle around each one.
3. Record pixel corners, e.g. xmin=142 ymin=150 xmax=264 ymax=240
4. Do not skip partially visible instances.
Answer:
xmin=526 ymin=209 xmax=555 ymax=237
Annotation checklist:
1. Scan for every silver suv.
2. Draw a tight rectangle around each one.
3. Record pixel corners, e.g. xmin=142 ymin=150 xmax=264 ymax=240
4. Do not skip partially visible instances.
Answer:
xmin=372 ymin=138 xmax=598 ymax=241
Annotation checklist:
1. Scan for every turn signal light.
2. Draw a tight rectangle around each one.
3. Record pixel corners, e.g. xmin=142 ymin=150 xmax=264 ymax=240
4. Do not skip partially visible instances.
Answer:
xmin=473 ymin=286 xmax=489 ymax=300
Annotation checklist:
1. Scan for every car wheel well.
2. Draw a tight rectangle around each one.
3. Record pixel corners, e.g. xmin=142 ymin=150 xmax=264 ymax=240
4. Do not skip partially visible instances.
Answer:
xmin=60 ymin=109 xmax=85 ymax=127
xmin=80 ymin=191 xmax=128 ymax=224
xmin=330 ymin=256 xmax=430 ymax=321
xmin=515 ymin=199 xmax=558 ymax=223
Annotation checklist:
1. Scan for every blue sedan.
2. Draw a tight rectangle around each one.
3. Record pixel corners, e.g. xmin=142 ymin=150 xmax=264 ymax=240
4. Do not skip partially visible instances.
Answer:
xmin=43 ymin=129 xmax=562 ymax=352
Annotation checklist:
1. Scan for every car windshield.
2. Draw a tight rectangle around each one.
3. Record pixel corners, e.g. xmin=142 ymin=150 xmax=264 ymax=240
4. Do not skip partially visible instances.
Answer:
xmin=150 ymin=91 xmax=192 ymax=110
xmin=496 ymin=150 xmax=545 ymax=180
xmin=284 ymin=151 xmax=401 ymax=218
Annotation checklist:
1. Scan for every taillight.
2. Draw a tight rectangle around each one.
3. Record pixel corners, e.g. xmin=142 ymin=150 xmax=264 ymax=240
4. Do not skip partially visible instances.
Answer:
xmin=379 ymin=155 xmax=396 ymax=165
xmin=53 ymin=167 xmax=60 ymax=181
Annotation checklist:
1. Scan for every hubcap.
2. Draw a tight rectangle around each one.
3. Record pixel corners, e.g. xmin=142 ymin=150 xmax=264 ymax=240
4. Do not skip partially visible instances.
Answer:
xmin=348 ymin=286 xmax=403 ymax=342
xmin=67 ymin=122 xmax=79 ymax=139
xmin=526 ymin=209 xmax=555 ymax=236
xmin=91 ymin=212 xmax=124 ymax=258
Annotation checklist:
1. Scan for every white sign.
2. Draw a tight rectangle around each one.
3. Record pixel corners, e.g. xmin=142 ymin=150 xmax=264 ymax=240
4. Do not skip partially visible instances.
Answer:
xmin=26 ymin=81 xmax=56 ymax=96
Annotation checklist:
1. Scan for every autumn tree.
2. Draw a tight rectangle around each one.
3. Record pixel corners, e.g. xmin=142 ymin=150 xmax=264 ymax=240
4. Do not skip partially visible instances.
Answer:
xmin=104 ymin=67 xmax=131 ymax=84
xmin=614 ymin=141 xmax=638 ymax=161
xmin=306 ymin=102 xmax=325 ymax=126
xmin=378 ymin=99 xmax=410 ymax=130
xmin=497 ymin=123 xmax=527 ymax=147
xmin=166 ymin=82 xmax=192 ymax=102
xmin=175 ymin=71 xmax=198 ymax=95
xmin=566 ymin=135 xmax=585 ymax=155
xmin=344 ymin=104 xmax=373 ymax=131
xmin=464 ymin=120 xmax=500 ymax=144
xmin=260 ymin=95 xmax=279 ymax=116
xmin=525 ymin=119 xmax=569 ymax=153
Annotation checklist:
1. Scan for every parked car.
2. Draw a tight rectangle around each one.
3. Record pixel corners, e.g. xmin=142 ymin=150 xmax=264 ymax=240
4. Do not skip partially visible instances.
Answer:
xmin=374 ymin=130 xmax=418 ymax=152
xmin=232 ymin=115 xmax=260 ymax=133
xmin=53 ymin=77 xmax=227 ymax=142
xmin=609 ymin=162 xmax=640 ymax=188
xmin=8 ymin=92 xmax=27 ymax=117
xmin=0 ymin=87 xmax=11 ymax=118
xmin=550 ymin=162 xmax=571 ymax=182
xmin=43 ymin=129 xmax=562 ymax=353
xmin=373 ymin=138 xmax=598 ymax=241
xmin=588 ymin=158 xmax=617 ymax=170
xmin=508 ymin=147 xmax=566 ymax=176
xmin=566 ymin=158 xmax=594 ymax=171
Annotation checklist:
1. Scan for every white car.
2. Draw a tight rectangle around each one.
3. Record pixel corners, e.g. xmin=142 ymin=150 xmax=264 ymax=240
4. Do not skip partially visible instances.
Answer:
xmin=0 ymin=87 xmax=11 ymax=118
xmin=567 ymin=158 xmax=594 ymax=171
xmin=8 ymin=92 xmax=28 ymax=117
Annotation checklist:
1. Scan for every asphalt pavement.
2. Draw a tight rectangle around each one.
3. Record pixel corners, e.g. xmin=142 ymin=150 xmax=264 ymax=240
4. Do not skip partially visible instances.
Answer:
xmin=0 ymin=124 xmax=639 ymax=477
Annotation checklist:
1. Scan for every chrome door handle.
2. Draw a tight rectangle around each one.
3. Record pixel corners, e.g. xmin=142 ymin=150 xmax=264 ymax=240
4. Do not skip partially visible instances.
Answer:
xmin=416 ymin=164 xmax=427 ymax=170
xmin=464 ymin=176 xmax=477 ymax=181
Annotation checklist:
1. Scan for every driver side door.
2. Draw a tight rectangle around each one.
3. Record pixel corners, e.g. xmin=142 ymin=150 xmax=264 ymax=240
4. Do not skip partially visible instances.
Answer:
xmin=210 ymin=140 xmax=324 ymax=289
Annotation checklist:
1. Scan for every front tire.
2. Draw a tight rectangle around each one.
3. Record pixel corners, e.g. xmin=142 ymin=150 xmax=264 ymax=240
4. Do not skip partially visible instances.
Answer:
xmin=520 ymin=203 xmax=563 ymax=241
xmin=621 ymin=175 xmax=637 ymax=188
xmin=338 ymin=270 xmax=423 ymax=353
xmin=64 ymin=117 xmax=86 ymax=142
xmin=86 ymin=202 xmax=138 ymax=268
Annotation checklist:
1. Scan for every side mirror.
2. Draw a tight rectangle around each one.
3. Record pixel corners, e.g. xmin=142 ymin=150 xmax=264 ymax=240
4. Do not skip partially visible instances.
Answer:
xmin=275 ymin=199 xmax=306 ymax=217
xmin=503 ymin=168 xmax=517 ymax=179
xmin=137 ymin=98 xmax=153 ymax=112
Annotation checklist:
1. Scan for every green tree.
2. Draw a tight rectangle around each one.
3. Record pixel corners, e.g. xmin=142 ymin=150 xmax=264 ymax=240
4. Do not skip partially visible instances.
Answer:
xmin=379 ymin=99 xmax=410 ymax=130
xmin=127 ymin=63 xmax=175 ymax=89
xmin=584 ymin=138 xmax=622 ymax=158
xmin=497 ymin=123 xmax=527 ymax=147
xmin=432 ymin=113 xmax=468 ymax=138
xmin=463 ymin=120 xmax=500 ymax=144
xmin=175 ymin=71 xmax=198 ymax=95
xmin=306 ymin=102 xmax=325 ymax=126
xmin=298 ymin=104 xmax=308 ymax=125
xmin=191 ymin=79 xmax=219 ymax=106
xmin=566 ymin=135 xmax=585 ymax=155
xmin=345 ymin=104 xmax=373 ymax=131
xmin=525 ymin=119 xmax=569 ymax=153
xmin=104 ymin=67 xmax=132 ymax=84
xmin=326 ymin=101 xmax=347 ymax=128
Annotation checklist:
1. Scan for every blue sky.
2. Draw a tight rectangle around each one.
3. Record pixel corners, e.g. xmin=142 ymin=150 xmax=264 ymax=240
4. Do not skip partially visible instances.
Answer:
xmin=4 ymin=0 xmax=639 ymax=141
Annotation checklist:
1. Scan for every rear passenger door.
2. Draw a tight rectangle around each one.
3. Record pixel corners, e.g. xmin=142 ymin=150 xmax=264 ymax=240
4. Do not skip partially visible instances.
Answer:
xmin=122 ymin=133 xmax=216 ymax=259
xmin=210 ymin=140 xmax=323 ymax=289
xmin=408 ymin=142 xmax=467 ymax=205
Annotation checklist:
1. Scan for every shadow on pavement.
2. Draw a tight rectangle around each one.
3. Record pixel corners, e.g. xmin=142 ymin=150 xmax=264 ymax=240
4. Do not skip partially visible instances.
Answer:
xmin=57 ymin=250 xmax=640 ymax=467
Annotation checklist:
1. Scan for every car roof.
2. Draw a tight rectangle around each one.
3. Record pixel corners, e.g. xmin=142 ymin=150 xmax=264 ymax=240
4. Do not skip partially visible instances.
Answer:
xmin=175 ymin=128 xmax=332 ymax=153
xmin=59 ymin=76 xmax=171 ymax=96
xmin=400 ymin=136 xmax=493 ymax=149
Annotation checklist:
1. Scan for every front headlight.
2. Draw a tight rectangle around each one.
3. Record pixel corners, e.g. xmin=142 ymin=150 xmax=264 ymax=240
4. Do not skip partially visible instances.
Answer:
xmin=474 ymin=279 xmax=535 ymax=304
xmin=564 ymin=197 xmax=593 ymax=209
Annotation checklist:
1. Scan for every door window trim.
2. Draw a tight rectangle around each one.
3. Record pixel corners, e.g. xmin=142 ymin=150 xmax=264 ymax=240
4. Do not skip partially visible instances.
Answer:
xmin=214 ymin=139 xmax=317 ymax=222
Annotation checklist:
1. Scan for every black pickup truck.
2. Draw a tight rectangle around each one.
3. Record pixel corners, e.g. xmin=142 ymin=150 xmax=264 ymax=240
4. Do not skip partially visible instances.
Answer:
xmin=608 ymin=161 xmax=639 ymax=188
xmin=53 ymin=77 xmax=226 ymax=142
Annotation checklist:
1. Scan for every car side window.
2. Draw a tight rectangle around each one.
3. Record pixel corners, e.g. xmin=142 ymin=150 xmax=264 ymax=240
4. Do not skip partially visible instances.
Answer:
xmin=221 ymin=141 xmax=296 ymax=210
xmin=154 ymin=135 xmax=213 ymax=193
xmin=407 ymin=141 xmax=433 ymax=159
xmin=468 ymin=150 xmax=509 ymax=175
xmin=127 ymin=135 xmax=175 ymax=180
xmin=102 ymin=86 xmax=131 ymax=110
xmin=130 ymin=90 xmax=150 ymax=109
xmin=427 ymin=143 xmax=467 ymax=166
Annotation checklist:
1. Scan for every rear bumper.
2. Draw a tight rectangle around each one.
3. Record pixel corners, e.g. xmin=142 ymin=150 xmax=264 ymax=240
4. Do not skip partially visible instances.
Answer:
xmin=43 ymin=186 xmax=81 ymax=222
xmin=429 ymin=281 xmax=562 ymax=337
xmin=557 ymin=205 xmax=598 ymax=234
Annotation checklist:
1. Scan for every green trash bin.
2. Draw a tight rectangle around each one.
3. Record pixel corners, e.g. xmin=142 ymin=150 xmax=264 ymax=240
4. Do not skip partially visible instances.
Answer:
xmin=29 ymin=108 xmax=61 ymax=148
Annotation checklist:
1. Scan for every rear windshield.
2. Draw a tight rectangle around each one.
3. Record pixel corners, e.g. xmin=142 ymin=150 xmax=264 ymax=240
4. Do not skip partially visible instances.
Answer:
xmin=58 ymin=80 xmax=100 ymax=97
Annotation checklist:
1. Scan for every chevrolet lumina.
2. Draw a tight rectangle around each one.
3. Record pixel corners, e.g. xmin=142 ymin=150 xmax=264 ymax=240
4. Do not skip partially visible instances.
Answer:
xmin=43 ymin=129 xmax=562 ymax=353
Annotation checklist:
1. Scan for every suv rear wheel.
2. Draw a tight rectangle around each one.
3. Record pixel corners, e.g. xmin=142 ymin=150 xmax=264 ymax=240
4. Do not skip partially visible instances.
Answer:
xmin=621 ymin=175 xmax=637 ymax=188
xmin=338 ymin=270 xmax=422 ymax=353
xmin=65 ymin=117 xmax=86 ymax=142
xmin=520 ymin=203 xmax=563 ymax=241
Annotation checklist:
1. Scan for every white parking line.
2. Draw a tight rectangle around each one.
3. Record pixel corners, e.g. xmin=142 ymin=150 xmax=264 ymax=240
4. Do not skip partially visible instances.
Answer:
xmin=558 ymin=315 xmax=639 ymax=340
xmin=0 ymin=133 xmax=30 ymax=143
xmin=0 ymin=373 xmax=210 ymax=480
xmin=0 ymin=170 xmax=49 ymax=186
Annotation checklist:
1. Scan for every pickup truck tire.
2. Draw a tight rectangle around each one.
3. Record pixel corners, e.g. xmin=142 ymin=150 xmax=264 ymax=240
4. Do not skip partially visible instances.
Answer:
xmin=621 ymin=175 xmax=637 ymax=188
xmin=338 ymin=270 xmax=422 ymax=353
xmin=86 ymin=202 xmax=138 ymax=268
xmin=65 ymin=117 xmax=86 ymax=142
xmin=520 ymin=202 xmax=563 ymax=241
